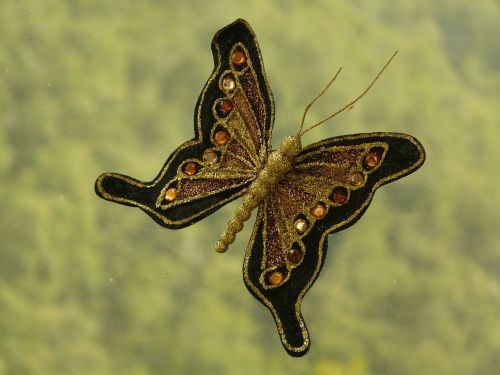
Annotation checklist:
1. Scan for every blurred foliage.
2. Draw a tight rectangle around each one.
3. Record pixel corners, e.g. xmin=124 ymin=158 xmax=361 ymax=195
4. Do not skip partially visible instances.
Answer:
xmin=1 ymin=0 xmax=500 ymax=374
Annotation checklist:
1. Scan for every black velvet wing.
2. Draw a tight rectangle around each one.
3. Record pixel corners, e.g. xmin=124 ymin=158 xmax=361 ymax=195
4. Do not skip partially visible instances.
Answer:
xmin=243 ymin=132 xmax=425 ymax=356
xmin=95 ymin=19 xmax=275 ymax=228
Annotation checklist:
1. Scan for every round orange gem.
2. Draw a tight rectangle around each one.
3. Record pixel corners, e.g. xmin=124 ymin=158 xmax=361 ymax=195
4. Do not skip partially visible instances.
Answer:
xmin=311 ymin=203 xmax=327 ymax=219
xmin=331 ymin=187 xmax=348 ymax=204
xmin=164 ymin=188 xmax=177 ymax=202
xmin=294 ymin=218 xmax=309 ymax=234
xmin=214 ymin=130 xmax=230 ymax=146
xmin=183 ymin=162 xmax=197 ymax=176
xmin=232 ymin=50 xmax=246 ymax=66
xmin=219 ymin=99 xmax=233 ymax=114
xmin=268 ymin=271 xmax=284 ymax=286
xmin=203 ymin=150 xmax=219 ymax=165
xmin=365 ymin=152 xmax=380 ymax=168
xmin=349 ymin=171 xmax=364 ymax=186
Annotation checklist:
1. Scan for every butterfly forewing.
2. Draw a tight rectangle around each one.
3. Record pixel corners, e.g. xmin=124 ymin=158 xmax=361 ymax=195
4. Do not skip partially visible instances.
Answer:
xmin=95 ymin=20 xmax=274 ymax=228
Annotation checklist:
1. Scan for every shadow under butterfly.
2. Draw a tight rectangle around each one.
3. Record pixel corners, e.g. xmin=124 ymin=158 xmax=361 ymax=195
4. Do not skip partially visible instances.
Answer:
xmin=95 ymin=19 xmax=425 ymax=356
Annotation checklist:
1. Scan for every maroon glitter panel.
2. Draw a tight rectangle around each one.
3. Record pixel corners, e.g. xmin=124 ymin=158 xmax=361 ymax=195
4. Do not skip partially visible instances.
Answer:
xmin=293 ymin=165 xmax=351 ymax=184
xmin=273 ymin=180 xmax=315 ymax=220
xmin=296 ymin=148 xmax=363 ymax=166
xmin=233 ymin=89 xmax=262 ymax=152
xmin=226 ymin=138 xmax=255 ymax=166
xmin=177 ymin=177 xmax=251 ymax=200
xmin=264 ymin=202 xmax=286 ymax=268
xmin=239 ymin=71 xmax=267 ymax=137
xmin=220 ymin=152 xmax=254 ymax=171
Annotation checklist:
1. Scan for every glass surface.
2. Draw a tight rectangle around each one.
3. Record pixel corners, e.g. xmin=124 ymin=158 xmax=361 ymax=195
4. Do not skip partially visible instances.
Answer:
xmin=2 ymin=1 xmax=499 ymax=374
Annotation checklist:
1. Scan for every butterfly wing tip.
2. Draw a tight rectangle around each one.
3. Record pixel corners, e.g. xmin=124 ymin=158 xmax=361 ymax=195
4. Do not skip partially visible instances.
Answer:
xmin=234 ymin=18 xmax=250 ymax=24
xmin=414 ymin=137 xmax=426 ymax=166
xmin=212 ymin=19 xmax=254 ymax=45
xmin=402 ymin=134 xmax=426 ymax=170
xmin=94 ymin=172 xmax=111 ymax=199
xmin=284 ymin=343 xmax=310 ymax=357
xmin=94 ymin=172 xmax=148 ymax=205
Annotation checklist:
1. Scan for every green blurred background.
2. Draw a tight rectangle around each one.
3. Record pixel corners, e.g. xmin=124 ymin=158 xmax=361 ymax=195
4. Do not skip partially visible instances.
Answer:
xmin=1 ymin=1 xmax=500 ymax=374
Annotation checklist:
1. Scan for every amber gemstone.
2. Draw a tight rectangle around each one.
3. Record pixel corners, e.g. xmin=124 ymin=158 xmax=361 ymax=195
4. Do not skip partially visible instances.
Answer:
xmin=311 ymin=203 xmax=327 ymax=219
xmin=203 ymin=150 xmax=219 ymax=165
xmin=349 ymin=171 xmax=365 ymax=186
xmin=268 ymin=271 xmax=284 ymax=286
xmin=232 ymin=50 xmax=246 ymax=66
xmin=288 ymin=247 xmax=303 ymax=264
xmin=365 ymin=152 xmax=380 ymax=168
xmin=164 ymin=188 xmax=177 ymax=202
xmin=183 ymin=162 xmax=197 ymax=176
xmin=219 ymin=99 xmax=233 ymax=114
xmin=222 ymin=76 xmax=235 ymax=91
xmin=294 ymin=218 xmax=309 ymax=234
xmin=214 ymin=130 xmax=230 ymax=146
xmin=331 ymin=187 xmax=348 ymax=204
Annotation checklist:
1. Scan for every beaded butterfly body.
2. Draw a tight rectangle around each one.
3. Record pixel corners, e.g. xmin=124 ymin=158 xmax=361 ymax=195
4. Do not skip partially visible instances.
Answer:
xmin=95 ymin=19 xmax=425 ymax=356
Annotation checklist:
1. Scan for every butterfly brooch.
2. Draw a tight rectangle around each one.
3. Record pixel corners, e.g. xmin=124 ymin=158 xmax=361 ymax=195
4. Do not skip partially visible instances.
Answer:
xmin=95 ymin=19 xmax=425 ymax=356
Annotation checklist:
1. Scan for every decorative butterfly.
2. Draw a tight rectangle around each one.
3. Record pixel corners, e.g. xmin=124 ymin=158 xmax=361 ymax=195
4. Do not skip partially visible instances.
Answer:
xmin=95 ymin=19 xmax=425 ymax=356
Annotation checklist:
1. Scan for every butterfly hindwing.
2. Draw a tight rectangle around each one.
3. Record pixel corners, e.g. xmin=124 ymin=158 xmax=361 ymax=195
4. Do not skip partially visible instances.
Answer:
xmin=95 ymin=19 xmax=274 ymax=228
xmin=243 ymin=132 xmax=425 ymax=356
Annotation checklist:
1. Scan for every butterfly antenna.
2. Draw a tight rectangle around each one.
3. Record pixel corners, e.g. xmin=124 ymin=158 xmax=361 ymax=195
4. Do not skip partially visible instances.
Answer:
xmin=299 ymin=67 xmax=343 ymax=134
xmin=299 ymin=50 xmax=398 ymax=137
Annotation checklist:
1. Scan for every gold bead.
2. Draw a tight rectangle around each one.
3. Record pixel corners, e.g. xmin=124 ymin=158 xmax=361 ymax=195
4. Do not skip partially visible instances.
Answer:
xmin=235 ymin=205 xmax=252 ymax=221
xmin=214 ymin=241 xmax=227 ymax=253
xmin=243 ymin=194 xmax=258 ymax=210
xmin=228 ymin=218 xmax=244 ymax=233
xmin=221 ymin=229 xmax=236 ymax=244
